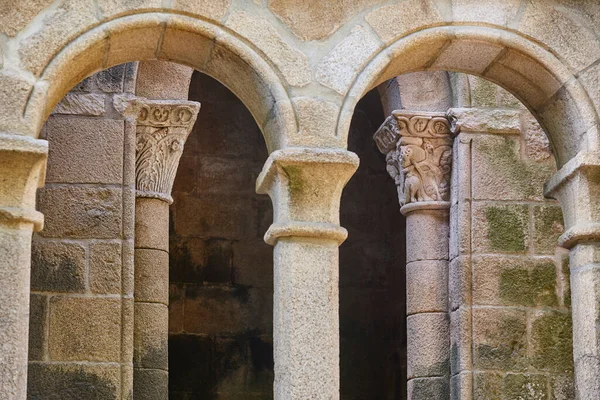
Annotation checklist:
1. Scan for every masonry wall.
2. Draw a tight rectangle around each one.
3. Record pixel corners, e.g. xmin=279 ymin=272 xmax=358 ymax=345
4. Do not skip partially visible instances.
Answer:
xmin=27 ymin=64 xmax=138 ymax=399
xmin=449 ymin=75 xmax=574 ymax=400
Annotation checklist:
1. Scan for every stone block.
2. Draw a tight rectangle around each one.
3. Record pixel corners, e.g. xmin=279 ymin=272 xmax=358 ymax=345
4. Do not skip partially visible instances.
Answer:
xmin=406 ymin=260 xmax=448 ymax=314
xmin=30 ymin=240 xmax=86 ymax=293
xmin=90 ymin=241 xmax=122 ymax=294
xmin=406 ymin=313 xmax=450 ymax=379
xmin=433 ymin=40 xmax=503 ymax=74
xmin=172 ymin=193 xmax=255 ymax=240
xmin=450 ymin=371 xmax=472 ymax=400
xmin=95 ymin=65 xmax=125 ymax=93
xmin=407 ymin=376 xmax=449 ymax=400
xmin=533 ymin=205 xmax=564 ymax=254
xmin=449 ymin=256 xmax=471 ymax=311
xmin=38 ymin=186 xmax=123 ymax=239
xmin=226 ymin=11 xmax=311 ymax=87
xmin=169 ymin=237 xmax=207 ymax=284
xmin=203 ymin=239 xmax=233 ymax=284
xmin=483 ymin=62 xmax=547 ymax=109
xmin=471 ymin=134 xmax=554 ymax=201
xmin=472 ymin=307 xmax=527 ymax=370
xmin=28 ymin=294 xmax=47 ymax=361
xmin=133 ymin=369 xmax=168 ymax=400
xmin=522 ymin=112 xmax=553 ymax=162
xmin=135 ymin=61 xmax=193 ymax=99
xmin=0 ymin=0 xmax=53 ymax=37
xmin=134 ymin=302 xmax=168 ymax=369
xmin=135 ymin=248 xmax=169 ymax=304
xmin=366 ymin=0 xmax=443 ymax=44
xmin=450 ymin=307 xmax=472 ymax=375
xmin=48 ymin=297 xmax=121 ymax=362
xmin=159 ymin=16 xmax=216 ymax=72
xmin=233 ymin=239 xmax=273 ymax=288
xmin=45 ymin=116 xmax=124 ymax=184
xmin=52 ymin=92 xmax=105 ymax=116
xmin=472 ymin=255 xmax=558 ymax=307
xmin=134 ymin=198 xmax=169 ymax=251
xmin=561 ymin=254 xmax=571 ymax=308
xmin=171 ymin=0 xmax=231 ymax=20
xmin=315 ymin=25 xmax=381 ymax=95
xmin=27 ymin=363 xmax=120 ymax=400
xmin=105 ymin=15 xmax=163 ymax=67
xmin=292 ymin=97 xmax=340 ymax=138
xmin=195 ymin=156 xmax=258 ymax=195
xmin=169 ymin=283 xmax=184 ymax=333
xmin=168 ymin=334 xmax=212 ymax=394
xmin=472 ymin=202 xmax=529 ymax=254
xmin=183 ymin=286 xmax=272 ymax=335
xmin=550 ymin=374 xmax=575 ymax=400
xmin=530 ymin=310 xmax=573 ymax=373
xmin=405 ymin=209 xmax=449 ymax=262
xmin=451 ymin=0 xmax=521 ymax=26
xmin=502 ymin=373 xmax=548 ymax=400
xmin=473 ymin=371 xmax=502 ymax=400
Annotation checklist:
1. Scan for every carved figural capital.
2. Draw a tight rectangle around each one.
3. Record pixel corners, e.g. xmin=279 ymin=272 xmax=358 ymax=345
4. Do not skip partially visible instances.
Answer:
xmin=135 ymin=100 xmax=200 ymax=203
xmin=374 ymin=111 xmax=457 ymax=207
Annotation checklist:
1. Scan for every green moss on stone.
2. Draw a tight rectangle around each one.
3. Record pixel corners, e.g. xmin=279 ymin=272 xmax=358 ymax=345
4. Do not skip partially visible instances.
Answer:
xmin=485 ymin=205 xmax=528 ymax=252
xmin=499 ymin=262 xmax=558 ymax=307
xmin=531 ymin=311 xmax=573 ymax=373
xmin=561 ymin=254 xmax=571 ymax=307
xmin=474 ymin=372 xmax=502 ymax=400
xmin=502 ymin=373 xmax=548 ymax=400
xmin=533 ymin=205 xmax=564 ymax=254
xmin=282 ymin=165 xmax=304 ymax=196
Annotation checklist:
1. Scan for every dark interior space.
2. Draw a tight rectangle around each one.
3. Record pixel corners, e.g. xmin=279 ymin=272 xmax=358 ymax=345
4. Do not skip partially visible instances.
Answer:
xmin=168 ymin=73 xmax=407 ymax=399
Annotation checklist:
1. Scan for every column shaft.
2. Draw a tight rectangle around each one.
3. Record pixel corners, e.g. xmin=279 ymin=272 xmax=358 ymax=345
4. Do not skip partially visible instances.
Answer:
xmin=0 ymin=134 xmax=47 ymax=399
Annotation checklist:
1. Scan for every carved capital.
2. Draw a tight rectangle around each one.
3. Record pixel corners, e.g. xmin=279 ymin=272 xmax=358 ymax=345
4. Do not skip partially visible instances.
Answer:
xmin=135 ymin=100 xmax=201 ymax=203
xmin=374 ymin=111 xmax=457 ymax=208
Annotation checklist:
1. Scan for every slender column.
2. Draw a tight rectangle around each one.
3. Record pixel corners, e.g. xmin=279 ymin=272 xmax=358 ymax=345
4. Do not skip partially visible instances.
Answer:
xmin=0 ymin=133 xmax=47 ymax=399
xmin=374 ymin=111 xmax=456 ymax=399
xmin=132 ymin=100 xmax=199 ymax=400
xmin=256 ymin=148 xmax=359 ymax=400
xmin=545 ymin=151 xmax=600 ymax=400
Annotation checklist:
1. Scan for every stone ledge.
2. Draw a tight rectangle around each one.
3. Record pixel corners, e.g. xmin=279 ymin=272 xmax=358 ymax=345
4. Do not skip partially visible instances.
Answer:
xmin=544 ymin=150 xmax=600 ymax=197
xmin=264 ymin=221 xmax=348 ymax=245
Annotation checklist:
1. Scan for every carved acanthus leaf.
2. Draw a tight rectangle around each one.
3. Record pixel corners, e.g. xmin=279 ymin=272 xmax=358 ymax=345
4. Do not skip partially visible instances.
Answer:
xmin=135 ymin=100 xmax=201 ymax=203
xmin=374 ymin=111 xmax=457 ymax=207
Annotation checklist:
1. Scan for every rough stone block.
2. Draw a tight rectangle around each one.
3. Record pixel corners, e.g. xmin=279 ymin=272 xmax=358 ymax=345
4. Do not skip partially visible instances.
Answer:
xmin=38 ymin=186 xmax=123 ymax=239
xmin=134 ymin=198 xmax=169 ymax=251
xmin=502 ymin=373 xmax=548 ymax=400
xmin=407 ymin=376 xmax=449 ymax=400
xmin=48 ymin=297 xmax=121 ymax=362
xmin=135 ymin=248 xmax=169 ymax=305
xmin=550 ymin=374 xmax=575 ymax=400
xmin=406 ymin=260 xmax=448 ymax=314
xmin=449 ymin=256 xmax=471 ymax=311
xmin=472 ymin=307 xmax=527 ymax=370
xmin=471 ymin=135 xmax=554 ymax=201
xmin=472 ymin=255 xmax=558 ymax=307
xmin=52 ymin=92 xmax=105 ymax=116
xmin=27 ymin=363 xmax=120 ymax=400
xmin=133 ymin=369 xmax=168 ymax=400
xmin=530 ymin=310 xmax=573 ymax=373
xmin=45 ymin=116 xmax=124 ymax=184
xmin=169 ymin=237 xmax=207 ymax=284
xmin=533 ymin=205 xmax=564 ymax=254
xmin=473 ymin=371 xmax=502 ymax=400
xmin=134 ymin=302 xmax=168 ymax=369
xmin=472 ymin=202 xmax=529 ymax=254
xmin=451 ymin=0 xmax=521 ymax=27
xmin=90 ymin=241 xmax=122 ymax=294
xmin=405 ymin=209 xmax=449 ymax=262
xmin=95 ymin=64 xmax=125 ymax=93
xmin=31 ymin=240 xmax=86 ymax=293
xmin=450 ymin=307 xmax=472 ymax=375
xmin=28 ymin=294 xmax=47 ymax=361
xmin=406 ymin=313 xmax=450 ymax=379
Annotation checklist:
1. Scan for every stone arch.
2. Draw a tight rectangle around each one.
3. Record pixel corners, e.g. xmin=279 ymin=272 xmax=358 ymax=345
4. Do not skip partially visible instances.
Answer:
xmin=21 ymin=12 xmax=297 ymax=153
xmin=339 ymin=25 xmax=600 ymax=167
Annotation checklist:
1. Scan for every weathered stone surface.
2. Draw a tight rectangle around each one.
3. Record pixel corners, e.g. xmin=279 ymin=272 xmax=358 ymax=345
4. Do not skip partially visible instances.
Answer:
xmin=45 ymin=116 xmax=124 ymax=184
xmin=531 ymin=311 xmax=573 ymax=373
xmin=433 ymin=40 xmax=503 ymax=74
xmin=268 ymin=0 xmax=386 ymax=41
xmin=48 ymin=297 xmax=121 ymax=362
xmin=472 ymin=203 xmax=529 ymax=253
xmin=472 ymin=308 xmax=527 ymax=370
xmin=315 ymin=25 xmax=381 ymax=95
xmin=533 ymin=205 xmax=564 ymax=254
xmin=31 ymin=240 xmax=86 ymax=293
xmin=171 ymin=0 xmax=231 ymax=20
xmin=38 ymin=186 xmax=123 ymax=239
xmin=95 ymin=64 xmax=126 ymax=93
xmin=522 ymin=113 xmax=553 ymax=162
xmin=472 ymin=255 xmax=558 ymax=307
xmin=135 ymin=61 xmax=194 ymax=100
xmin=292 ymin=97 xmax=339 ymax=137
xmin=134 ymin=248 xmax=169 ymax=304
xmin=502 ymin=373 xmax=548 ymax=400
xmin=27 ymin=363 xmax=121 ymax=399
xmin=28 ymin=294 xmax=47 ymax=361
xmin=134 ymin=302 xmax=168 ymax=369
xmin=366 ymin=0 xmax=443 ymax=44
xmin=226 ymin=11 xmax=311 ymax=87
xmin=406 ymin=313 xmax=449 ymax=378
xmin=52 ymin=93 xmax=105 ymax=116
xmin=232 ymin=240 xmax=273 ymax=288
xmin=0 ymin=0 xmax=53 ymax=36
xmin=90 ymin=241 xmax=122 ymax=294
xmin=451 ymin=0 xmax=521 ymax=26
xmin=550 ymin=374 xmax=575 ymax=400
xmin=18 ymin=0 xmax=99 ymax=76
xmin=133 ymin=369 xmax=168 ymax=400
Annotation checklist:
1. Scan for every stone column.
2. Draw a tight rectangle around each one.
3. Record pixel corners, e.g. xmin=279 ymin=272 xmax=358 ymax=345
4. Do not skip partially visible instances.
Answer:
xmin=256 ymin=148 xmax=359 ymax=400
xmin=132 ymin=100 xmax=200 ymax=400
xmin=0 ymin=133 xmax=47 ymax=399
xmin=374 ymin=111 xmax=456 ymax=399
xmin=545 ymin=152 xmax=600 ymax=400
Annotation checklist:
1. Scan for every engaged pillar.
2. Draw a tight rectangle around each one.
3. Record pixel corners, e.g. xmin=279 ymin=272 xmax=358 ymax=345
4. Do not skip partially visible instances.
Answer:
xmin=133 ymin=100 xmax=199 ymax=400
xmin=374 ymin=111 xmax=456 ymax=399
xmin=257 ymin=148 xmax=359 ymax=400
xmin=0 ymin=134 xmax=47 ymax=400
xmin=545 ymin=152 xmax=600 ymax=400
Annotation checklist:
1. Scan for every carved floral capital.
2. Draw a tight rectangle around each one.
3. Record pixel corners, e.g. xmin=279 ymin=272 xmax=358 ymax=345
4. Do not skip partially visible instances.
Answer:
xmin=374 ymin=111 xmax=458 ymax=208
xmin=135 ymin=100 xmax=201 ymax=203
